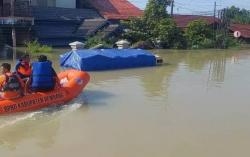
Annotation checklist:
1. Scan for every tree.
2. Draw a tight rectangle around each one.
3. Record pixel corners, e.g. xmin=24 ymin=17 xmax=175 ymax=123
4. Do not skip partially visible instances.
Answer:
xmin=143 ymin=0 xmax=171 ymax=22
xmin=185 ymin=20 xmax=213 ymax=48
xmin=122 ymin=0 xmax=186 ymax=49
xmin=153 ymin=18 xmax=186 ymax=48
xmin=122 ymin=17 xmax=149 ymax=43
xmin=225 ymin=6 xmax=250 ymax=24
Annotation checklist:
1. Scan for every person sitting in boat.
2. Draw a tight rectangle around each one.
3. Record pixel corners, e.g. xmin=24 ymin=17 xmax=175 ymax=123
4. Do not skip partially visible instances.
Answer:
xmin=0 ymin=63 xmax=24 ymax=99
xmin=27 ymin=55 xmax=59 ymax=92
xmin=15 ymin=54 xmax=32 ymax=80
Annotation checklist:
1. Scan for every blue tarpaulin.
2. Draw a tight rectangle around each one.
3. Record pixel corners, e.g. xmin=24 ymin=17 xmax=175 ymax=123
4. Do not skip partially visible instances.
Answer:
xmin=60 ymin=49 xmax=156 ymax=71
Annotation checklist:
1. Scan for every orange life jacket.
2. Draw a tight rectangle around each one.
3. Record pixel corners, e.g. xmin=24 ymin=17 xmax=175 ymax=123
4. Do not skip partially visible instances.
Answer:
xmin=17 ymin=62 xmax=32 ymax=77
xmin=1 ymin=73 xmax=23 ymax=100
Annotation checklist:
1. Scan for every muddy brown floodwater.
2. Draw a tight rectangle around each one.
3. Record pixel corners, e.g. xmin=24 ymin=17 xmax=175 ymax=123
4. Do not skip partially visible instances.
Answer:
xmin=0 ymin=49 xmax=250 ymax=157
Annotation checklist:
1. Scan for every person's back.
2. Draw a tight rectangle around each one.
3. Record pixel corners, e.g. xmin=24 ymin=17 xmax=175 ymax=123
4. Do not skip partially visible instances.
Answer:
xmin=30 ymin=55 xmax=58 ymax=92
xmin=0 ymin=63 xmax=24 ymax=100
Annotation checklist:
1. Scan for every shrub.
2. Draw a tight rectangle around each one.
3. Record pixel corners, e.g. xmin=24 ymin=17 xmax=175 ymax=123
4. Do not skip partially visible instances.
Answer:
xmin=85 ymin=33 xmax=113 ymax=49
xmin=200 ymin=38 xmax=214 ymax=49
xmin=185 ymin=20 xmax=214 ymax=49
xmin=224 ymin=37 xmax=241 ymax=48
xmin=121 ymin=0 xmax=188 ymax=49
xmin=131 ymin=40 xmax=155 ymax=49
xmin=25 ymin=40 xmax=52 ymax=53
xmin=121 ymin=17 xmax=149 ymax=43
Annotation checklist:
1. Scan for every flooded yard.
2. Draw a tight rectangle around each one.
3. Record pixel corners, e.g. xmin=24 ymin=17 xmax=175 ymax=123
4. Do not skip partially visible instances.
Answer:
xmin=0 ymin=49 xmax=250 ymax=157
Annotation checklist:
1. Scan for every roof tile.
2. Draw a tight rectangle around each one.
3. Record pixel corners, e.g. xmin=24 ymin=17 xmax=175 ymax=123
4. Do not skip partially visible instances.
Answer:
xmin=90 ymin=0 xmax=143 ymax=20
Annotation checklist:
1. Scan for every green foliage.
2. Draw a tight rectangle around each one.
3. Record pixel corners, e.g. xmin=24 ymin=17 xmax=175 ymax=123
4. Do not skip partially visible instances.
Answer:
xmin=185 ymin=20 xmax=213 ymax=49
xmin=224 ymin=37 xmax=241 ymax=48
xmin=225 ymin=6 xmax=250 ymax=24
xmin=85 ymin=33 xmax=113 ymax=49
xmin=143 ymin=0 xmax=170 ymax=22
xmin=173 ymin=31 xmax=188 ymax=49
xmin=153 ymin=18 xmax=187 ymax=49
xmin=214 ymin=30 xmax=241 ymax=49
xmin=200 ymin=38 xmax=214 ymax=49
xmin=25 ymin=40 xmax=52 ymax=53
xmin=122 ymin=1 xmax=242 ymax=50
xmin=122 ymin=17 xmax=149 ymax=43
xmin=131 ymin=40 xmax=155 ymax=49
xmin=122 ymin=0 xmax=187 ymax=49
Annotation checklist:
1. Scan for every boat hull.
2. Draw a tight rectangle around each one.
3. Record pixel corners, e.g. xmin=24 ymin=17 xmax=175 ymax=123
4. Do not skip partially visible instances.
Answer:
xmin=0 ymin=69 xmax=90 ymax=115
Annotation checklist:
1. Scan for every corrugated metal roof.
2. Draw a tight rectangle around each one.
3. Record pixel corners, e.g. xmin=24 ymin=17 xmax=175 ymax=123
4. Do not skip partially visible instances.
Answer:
xmin=230 ymin=24 xmax=250 ymax=38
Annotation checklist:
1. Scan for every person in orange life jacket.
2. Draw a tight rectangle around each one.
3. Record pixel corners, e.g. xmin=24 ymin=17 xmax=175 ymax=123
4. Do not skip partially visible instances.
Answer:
xmin=0 ymin=63 xmax=24 ymax=100
xmin=26 ymin=55 xmax=59 ymax=92
xmin=15 ymin=54 xmax=32 ymax=79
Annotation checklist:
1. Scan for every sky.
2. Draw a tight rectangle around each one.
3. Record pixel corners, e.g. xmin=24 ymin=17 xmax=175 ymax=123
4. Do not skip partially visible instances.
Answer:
xmin=128 ymin=0 xmax=250 ymax=15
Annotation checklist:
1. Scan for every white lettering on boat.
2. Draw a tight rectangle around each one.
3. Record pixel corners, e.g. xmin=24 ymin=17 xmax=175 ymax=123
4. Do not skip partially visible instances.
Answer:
xmin=3 ymin=92 xmax=65 ymax=113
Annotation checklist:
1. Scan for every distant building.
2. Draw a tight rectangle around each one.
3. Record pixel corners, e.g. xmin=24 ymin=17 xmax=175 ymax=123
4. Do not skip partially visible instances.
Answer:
xmin=89 ymin=0 xmax=143 ymax=21
xmin=173 ymin=15 xmax=220 ymax=29
xmin=30 ymin=0 xmax=77 ymax=8
xmin=173 ymin=15 xmax=250 ymax=44
xmin=0 ymin=0 xmax=142 ymax=47
xmin=0 ymin=0 xmax=34 ymax=45
xmin=230 ymin=24 xmax=250 ymax=43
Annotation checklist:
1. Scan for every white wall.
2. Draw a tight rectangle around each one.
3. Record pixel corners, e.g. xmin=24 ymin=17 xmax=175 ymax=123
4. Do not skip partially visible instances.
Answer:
xmin=56 ymin=0 xmax=76 ymax=8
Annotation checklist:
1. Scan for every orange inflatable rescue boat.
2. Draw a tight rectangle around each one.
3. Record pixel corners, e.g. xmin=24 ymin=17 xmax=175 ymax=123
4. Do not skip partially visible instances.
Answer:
xmin=0 ymin=69 xmax=90 ymax=115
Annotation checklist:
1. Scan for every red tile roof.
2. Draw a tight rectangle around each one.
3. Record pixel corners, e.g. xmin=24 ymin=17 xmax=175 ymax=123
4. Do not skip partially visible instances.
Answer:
xmin=90 ymin=0 xmax=143 ymax=20
xmin=173 ymin=15 xmax=220 ymax=28
xmin=230 ymin=24 xmax=250 ymax=38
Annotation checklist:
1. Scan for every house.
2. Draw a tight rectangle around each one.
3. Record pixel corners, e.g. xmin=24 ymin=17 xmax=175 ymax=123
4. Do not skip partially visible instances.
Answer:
xmin=0 ymin=0 xmax=34 ymax=45
xmin=173 ymin=15 xmax=220 ymax=29
xmin=89 ymin=0 xmax=143 ymax=21
xmin=30 ymin=0 xmax=77 ymax=8
xmin=230 ymin=24 xmax=250 ymax=43
xmin=0 ymin=0 xmax=142 ymax=47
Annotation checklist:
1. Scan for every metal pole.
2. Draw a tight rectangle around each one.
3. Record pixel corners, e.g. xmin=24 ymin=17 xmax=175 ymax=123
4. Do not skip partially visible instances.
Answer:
xmin=11 ymin=0 xmax=16 ymax=62
xmin=171 ymin=0 xmax=174 ymax=16
xmin=12 ymin=27 xmax=16 ymax=62
xmin=10 ymin=0 xmax=15 ymax=16
xmin=213 ymin=1 xmax=217 ymax=48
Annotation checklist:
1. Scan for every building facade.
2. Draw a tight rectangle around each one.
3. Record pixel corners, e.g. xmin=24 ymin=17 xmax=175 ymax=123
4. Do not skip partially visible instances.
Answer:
xmin=31 ymin=0 xmax=76 ymax=8
xmin=0 ymin=0 xmax=142 ymax=47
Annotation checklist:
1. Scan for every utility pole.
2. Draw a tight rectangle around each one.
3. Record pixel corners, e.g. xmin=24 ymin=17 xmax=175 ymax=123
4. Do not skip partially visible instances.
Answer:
xmin=213 ymin=1 xmax=217 ymax=48
xmin=170 ymin=0 xmax=174 ymax=16
xmin=11 ymin=0 xmax=16 ymax=62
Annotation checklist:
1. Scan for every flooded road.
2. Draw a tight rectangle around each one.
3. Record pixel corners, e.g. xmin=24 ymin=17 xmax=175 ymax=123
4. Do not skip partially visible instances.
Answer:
xmin=0 ymin=49 xmax=250 ymax=157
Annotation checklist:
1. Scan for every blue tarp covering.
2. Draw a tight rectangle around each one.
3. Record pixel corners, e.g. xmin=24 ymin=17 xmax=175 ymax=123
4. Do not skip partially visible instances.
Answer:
xmin=60 ymin=49 xmax=156 ymax=71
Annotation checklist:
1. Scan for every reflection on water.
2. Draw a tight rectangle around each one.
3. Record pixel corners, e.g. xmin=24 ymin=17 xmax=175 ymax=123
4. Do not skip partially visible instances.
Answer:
xmin=1 ymin=48 xmax=250 ymax=157
xmin=208 ymin=57 xmax=226 ymax=85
